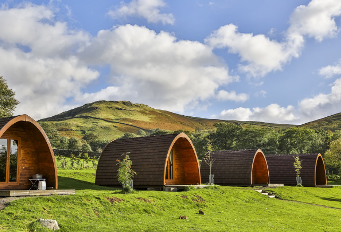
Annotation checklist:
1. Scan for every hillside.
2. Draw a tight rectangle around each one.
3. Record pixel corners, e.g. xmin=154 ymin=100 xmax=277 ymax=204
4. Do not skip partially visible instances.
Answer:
xmin=39 ymin=100 xmax=293 ymax=140
xmin=301 ymin=112 xmax=341 ymax=131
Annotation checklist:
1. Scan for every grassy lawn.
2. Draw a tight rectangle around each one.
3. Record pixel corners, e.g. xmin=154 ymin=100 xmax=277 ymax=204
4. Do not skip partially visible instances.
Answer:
xmin=0 ymin=170 xmax=340 ymax=231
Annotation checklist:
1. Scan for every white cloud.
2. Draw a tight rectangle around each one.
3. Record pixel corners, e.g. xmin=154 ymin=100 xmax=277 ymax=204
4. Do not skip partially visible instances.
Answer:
xmin=216 ymin=90 xmax=249 ymax=102
xmin=108 ymin=0 xmax=174 ymax=25
xmin=79 ymin=24 xmax=233 ymax=113
xmin=299 ymin=78 xmax=341 ymax=120
xmin=254 ymin=90 xmax=267 ymax=98
xmin=206 ymin=0 xmax=341 ymax=77
xmin=318 ymin=60 xmax=341 ymax=78
xmin=288 ymin=0 xmax=341 ymax=42
xmin=218 ymin=104 xmax=297 ymax=124
xmin=0 ymin=3 xmax=98 ymax=119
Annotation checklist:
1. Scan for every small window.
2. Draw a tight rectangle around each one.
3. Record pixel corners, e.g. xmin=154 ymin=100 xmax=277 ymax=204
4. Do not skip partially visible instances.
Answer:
xmin=9 ymin=140 xmax=18 ymax=182
xmin=166 ymin=150 xmax=173 ymax=180
xmin=0 ymin=139 xmax=7 ymax=182
xmin=0 ymin=138 xmax=19 ymax=183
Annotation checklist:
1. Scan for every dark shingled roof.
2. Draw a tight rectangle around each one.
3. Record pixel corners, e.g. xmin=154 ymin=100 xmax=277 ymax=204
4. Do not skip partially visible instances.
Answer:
xmin=200 ymin=149 xmax=269 ymax=186
xmin=95 ymin=133 xmax=201 ymax=188
xmin=266 ymin=153 xmax=327 ymax=187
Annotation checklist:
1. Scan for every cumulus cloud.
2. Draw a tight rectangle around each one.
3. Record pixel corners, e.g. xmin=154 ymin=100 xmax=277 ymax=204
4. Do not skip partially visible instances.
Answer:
xmin=318 ymin=60 xmax=341 ymax=78
xmin=206 ymin=0 xmax=341 ymax=77
xmin=78 ymin=24 xmax=233 ymax=113
xmin=299 ymin=78 xmax=341 ymax=120
xmin=0 ymin=3 xmax=98 ymax=119
xmin=218 ymin=104 xmax=297 ymax=124
xmin=216 ymin=90 xmax=249 ymax=102
xmin=108 ymin=0 xmax=174 ymax=25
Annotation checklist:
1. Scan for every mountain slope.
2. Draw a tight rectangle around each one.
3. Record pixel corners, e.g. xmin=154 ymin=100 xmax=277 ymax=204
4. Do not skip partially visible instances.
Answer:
xmin=301 ymin=112 xmax=341 ymax=131
xmin=39 ymin=100 xmax=294 ymax=140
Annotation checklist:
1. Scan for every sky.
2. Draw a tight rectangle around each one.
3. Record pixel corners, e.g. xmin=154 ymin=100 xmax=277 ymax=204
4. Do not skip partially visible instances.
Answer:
xmin=1 ymin=0 xmax=341 ymax=125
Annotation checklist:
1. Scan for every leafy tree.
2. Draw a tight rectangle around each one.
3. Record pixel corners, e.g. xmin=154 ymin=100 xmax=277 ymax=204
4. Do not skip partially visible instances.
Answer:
xmin=137 ymin=129 xmax=147 ymax=136
xmin=81 ymin=142 xmax=92 ymax=152
xmin=210 ymin=122 xmax=243 ymax=150
xmin=116 ymin=153 xmax=136 ymax=193
xmin=0 ymin=76 xmax=19 ymax=118
xmin=68 ymin=137 xmax=82 ymax=151
xmin=119 ymin=132 xmax=138 ymax=139
xmin=202 ymin=139 xmax=215 ymax=184
xmin=58 ymin=136 xmax=69 ymax=150
xmin=190 ymin=132 xmax=210 ymax=159
xmin=39 ymin=122 xmax=61 ymax=148
xmin=89 ymin=139 xmax=109 ymax=153
xmin=278 ymin=127 xmax=316 ymax=154
xmin=82 ymin=133 xmax=99 ymax=143
xmin=324 ymin=139 xmax=341 ymax=174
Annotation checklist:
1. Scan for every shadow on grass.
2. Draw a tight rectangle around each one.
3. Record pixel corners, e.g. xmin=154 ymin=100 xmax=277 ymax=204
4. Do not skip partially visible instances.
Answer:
xmin=319 ymin=196 xmax=341 ymax=204
xmin=58 ymin=176 xmax=117 ymax=191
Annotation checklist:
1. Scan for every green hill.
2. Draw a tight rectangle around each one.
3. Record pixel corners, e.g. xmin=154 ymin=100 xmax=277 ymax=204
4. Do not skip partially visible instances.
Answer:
xmin=301 ymin=112 xmax=341 ymax=131
xmin=38 ymin=100 xmax=293 ymax=140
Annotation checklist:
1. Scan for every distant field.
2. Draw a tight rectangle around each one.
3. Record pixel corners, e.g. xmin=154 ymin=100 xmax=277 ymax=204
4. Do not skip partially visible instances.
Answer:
xmin=0 ymin=169 xmax=340 ymax=231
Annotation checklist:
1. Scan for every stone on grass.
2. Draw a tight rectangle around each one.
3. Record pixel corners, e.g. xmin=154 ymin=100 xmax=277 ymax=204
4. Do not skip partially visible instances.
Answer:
xmin=38 ymin=218 xmax=60 ymax=230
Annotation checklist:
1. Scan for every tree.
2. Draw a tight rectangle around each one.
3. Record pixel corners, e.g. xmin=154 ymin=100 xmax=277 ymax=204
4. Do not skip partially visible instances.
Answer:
xmin=202 ymin=139 xmax=215 ymax=184
xmin=324 ymin=139 xmax=341 ymax=174
xmin=116 ymin=153 xmax=136 ymax=193
xmin=81 ymin=142 xmax=92 ymax=152
xmin=39 ymin=122 xmax=61 ymax=148
xmin=210 ymin=122 xmax=243 ymax=150
xmin=0 ymin=76 xmax=19 ymax=118
xmin=58 ymin=136 xmax=69 ymax=150
xmin=278 ymin=127 xmax=316 ymax=154
xmin=68 ymin=137 xmax=82 ymax=151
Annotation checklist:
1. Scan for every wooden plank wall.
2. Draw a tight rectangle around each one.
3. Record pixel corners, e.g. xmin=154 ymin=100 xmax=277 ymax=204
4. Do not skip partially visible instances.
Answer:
xmin=201 ymin=149 xmax=269 ymax=186
xmin=96 ymin=133 xmax=201 ymax=188
xmin=0 ymin=116 xmax=57 ymax=190
xmin=266 ymin=154 xmax=327 ymax=187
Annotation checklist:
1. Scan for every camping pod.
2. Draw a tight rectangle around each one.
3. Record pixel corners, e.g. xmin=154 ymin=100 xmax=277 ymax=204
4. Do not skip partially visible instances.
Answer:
xmin=0 ymin=115 xmax=57 ymax=190
xmin=266 ymin=154 xmax=327 ymax=187
xmin=95 ymin=133 xmax=201 ymax=188
xmin=200 ymin=149 xmax=269 ymax=186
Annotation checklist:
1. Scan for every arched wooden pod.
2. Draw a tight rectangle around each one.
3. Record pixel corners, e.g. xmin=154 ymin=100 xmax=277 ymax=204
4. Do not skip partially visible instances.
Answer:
xmin=266 ymin=154 xmax=327 ymax=187
xmin=95 ymin=133 xmax=201 ymax=188
xmin=200 ymin=149 xmax=269 ymax=186
xmin=0 ymin=115 xmax=57 ymax=190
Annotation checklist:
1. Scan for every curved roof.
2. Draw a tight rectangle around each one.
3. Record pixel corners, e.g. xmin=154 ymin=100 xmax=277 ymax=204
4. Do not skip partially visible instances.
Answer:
xmin=0 ymin=115 xmax=57 ymax=189
xmin=266 ymin=153 xmax=327 ymax=187
xmin=200 ymin=149 xmax=269 ymax=186
xmin=96 ymin=133 xmax=201 ymax=187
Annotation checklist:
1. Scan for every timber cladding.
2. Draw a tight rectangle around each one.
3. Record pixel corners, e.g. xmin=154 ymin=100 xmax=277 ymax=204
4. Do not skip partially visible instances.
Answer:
xmin=266 ymin=153 xmax=327 ymax=187
xmin=0 ymin=115 xmax=57 ymax=190
xmin=200 ymin=149 xmax=269 ymax=186
xmin=95 ymin=133 xmax=201 ymax=188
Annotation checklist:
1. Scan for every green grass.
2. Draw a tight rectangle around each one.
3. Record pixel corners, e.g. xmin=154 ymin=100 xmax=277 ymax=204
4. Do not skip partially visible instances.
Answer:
xmin=1 ymin=170 xmax=341 ymax=231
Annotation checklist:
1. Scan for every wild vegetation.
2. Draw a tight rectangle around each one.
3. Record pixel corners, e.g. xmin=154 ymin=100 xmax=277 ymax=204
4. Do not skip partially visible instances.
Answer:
xmin=0 ymin=76 xmax=19 ymax=117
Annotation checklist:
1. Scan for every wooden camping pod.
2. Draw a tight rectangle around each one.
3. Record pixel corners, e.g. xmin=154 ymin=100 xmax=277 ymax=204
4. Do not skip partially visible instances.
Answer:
xmin=0 ymin=115 xmax=57 ymax=190
xmin=200 ymin=149 xmax=269 ymax=186
xmin=95 ymin=133 xmax=201 ymax=188
xmin=266 ymin=153 xmax=327 ymax=187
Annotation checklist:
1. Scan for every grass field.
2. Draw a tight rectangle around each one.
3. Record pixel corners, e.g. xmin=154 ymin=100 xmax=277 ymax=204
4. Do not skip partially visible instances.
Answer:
xmin=0 ymin=170 xmax=341 ymax=231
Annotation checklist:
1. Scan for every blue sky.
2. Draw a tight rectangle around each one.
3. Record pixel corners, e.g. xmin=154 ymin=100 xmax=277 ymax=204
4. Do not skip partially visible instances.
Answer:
xmin=1 ymin=0 xmax=341 ymax=125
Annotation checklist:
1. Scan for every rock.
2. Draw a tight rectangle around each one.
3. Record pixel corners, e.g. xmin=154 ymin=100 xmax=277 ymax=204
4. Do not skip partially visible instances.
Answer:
xmin=179 ymin=215 xmax=188 ymax=219
xmin=199 ymin=209 xmax=205 ymax=215
xmin=38 ymin=218 xmax=60 ymax=230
